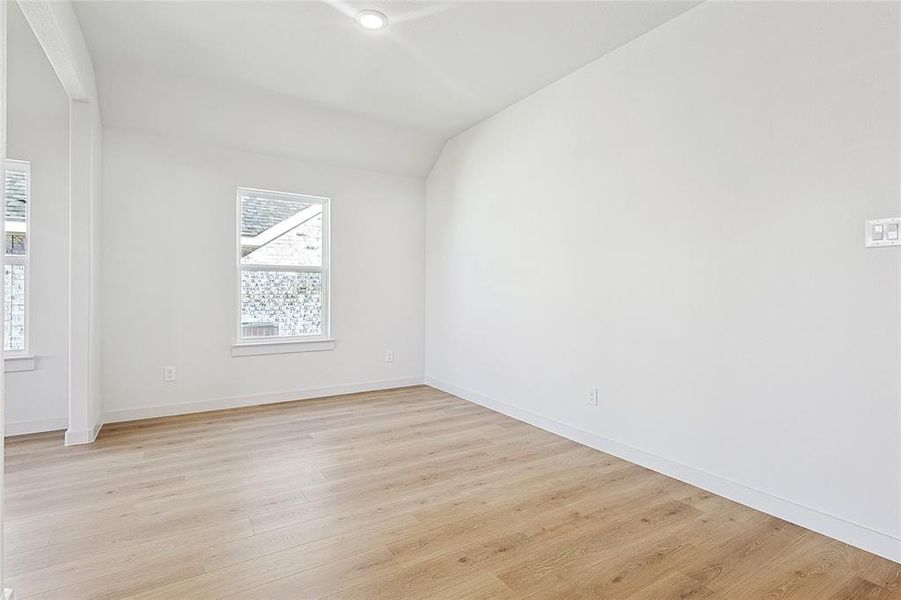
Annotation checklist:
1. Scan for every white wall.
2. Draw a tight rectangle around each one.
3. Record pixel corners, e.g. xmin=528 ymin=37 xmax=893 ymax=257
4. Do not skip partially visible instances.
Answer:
xmin=101 ymin=128 xmax=424 ymax=420
xmin=5 ymin=3 xmax=70 ymax=434
xmin=93 ymin=65 xmax=444 ymax=178
xmin=426 ymin=1 xmax=900 ymax=561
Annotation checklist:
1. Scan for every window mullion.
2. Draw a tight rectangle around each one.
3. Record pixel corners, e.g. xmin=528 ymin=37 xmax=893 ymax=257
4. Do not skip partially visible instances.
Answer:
xmin=240 ymin=264 xmax=322 ymax=273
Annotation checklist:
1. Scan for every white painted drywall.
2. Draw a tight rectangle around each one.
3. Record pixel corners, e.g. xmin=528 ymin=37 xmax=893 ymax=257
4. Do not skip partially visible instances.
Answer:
xmin=426 ymin=1 xmax=901 ymax=559
xmin=66 ymin=97 xmax=103 ymax=445
xmin=4 ymin=3 xmax=70 ymax=434
xmin=92 ymin=65 xmax=444 ymax=179
xmin=17 ymin=0 xmax=98 ymax=103
xmin=101 ymin=128 xmax=425 ymax=420
xmin=89 ymin=105 xmax=103 ymax=434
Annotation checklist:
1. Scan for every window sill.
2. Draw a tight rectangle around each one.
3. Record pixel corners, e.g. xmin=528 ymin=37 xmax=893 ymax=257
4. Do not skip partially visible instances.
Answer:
xmin=231 ymin=339 xmax=335 ymax=357
xmin=5 ymin=355 xmax=36 ymax=372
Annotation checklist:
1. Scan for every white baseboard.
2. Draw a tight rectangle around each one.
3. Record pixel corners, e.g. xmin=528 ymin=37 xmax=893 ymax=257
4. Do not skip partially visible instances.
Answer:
xmin=5 ymin=417 xmax=68 ymax=437
xmin=65 ymin=421 xmax=103 ymax=446
xmin=102 ymin=377 xmax=426 ymax=424
xmin=425 ymin=376 xmax=901 ymax=565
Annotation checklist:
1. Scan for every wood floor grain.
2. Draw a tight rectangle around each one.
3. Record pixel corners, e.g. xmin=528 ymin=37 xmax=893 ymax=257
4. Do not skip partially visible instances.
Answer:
xmin=4 ymin=385 xmax=899 ymax=599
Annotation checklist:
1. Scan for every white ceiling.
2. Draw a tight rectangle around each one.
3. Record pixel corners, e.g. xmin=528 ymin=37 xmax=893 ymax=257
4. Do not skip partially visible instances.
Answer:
xmin=73 ymin=0 xmax=699 ymax=175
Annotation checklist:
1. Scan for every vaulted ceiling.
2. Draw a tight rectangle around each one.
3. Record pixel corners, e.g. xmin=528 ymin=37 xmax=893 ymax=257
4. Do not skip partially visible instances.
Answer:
xmin=73 ymin=0 xmax=699 ymax=176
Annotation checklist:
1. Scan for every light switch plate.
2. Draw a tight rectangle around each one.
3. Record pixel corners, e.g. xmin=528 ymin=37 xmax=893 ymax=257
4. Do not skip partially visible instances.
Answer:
xmin=866 ymin=217 xmax=901 ymax=247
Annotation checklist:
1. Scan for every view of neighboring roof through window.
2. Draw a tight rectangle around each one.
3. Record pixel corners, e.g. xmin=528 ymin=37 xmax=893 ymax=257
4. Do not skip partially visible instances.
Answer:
xmin=6 ymin=167 xmax=27 ymax=255
xmin=5 ymin=160 xmax=30 ymax=354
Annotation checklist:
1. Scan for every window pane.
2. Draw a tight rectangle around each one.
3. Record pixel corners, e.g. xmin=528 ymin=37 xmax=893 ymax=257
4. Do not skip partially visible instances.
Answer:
xmin=5 ymin=264 xmax=25 ymax=351
xmin=241 ymin=270 xmax=322 ymax=338
xmin=242 ymin=214 xmax=322 ymax=267
xmin=6 ymin=233 xmax=26 ymax=256
xmin=5 ymin=168 xmax=27 ymax=256
xmin=241 ymin=192 xmax=322 ymax=267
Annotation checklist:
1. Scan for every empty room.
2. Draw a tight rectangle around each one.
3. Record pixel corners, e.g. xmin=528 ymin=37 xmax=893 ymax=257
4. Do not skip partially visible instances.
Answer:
xmin=0 ymin=0 xmax=899 ymax=598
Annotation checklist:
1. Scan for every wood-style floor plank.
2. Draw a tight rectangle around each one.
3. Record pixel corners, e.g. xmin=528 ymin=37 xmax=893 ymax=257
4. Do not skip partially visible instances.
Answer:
xmin=4 ymin=385 xmax=899 ymax=599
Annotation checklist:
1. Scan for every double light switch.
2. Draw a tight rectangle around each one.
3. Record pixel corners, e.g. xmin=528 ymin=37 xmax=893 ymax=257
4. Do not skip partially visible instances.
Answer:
xmin=866 ymin=218 xmax=901 ymax=247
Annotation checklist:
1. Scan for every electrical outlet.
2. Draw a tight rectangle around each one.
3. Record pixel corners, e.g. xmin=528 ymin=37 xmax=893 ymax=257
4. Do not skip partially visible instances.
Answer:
xmin=385 ymin=350 xmax=394 ymax=363
xmin=164 ymin=366 xmax=176 ymax=382
xmin=587 ymin=388 xmax=598 ymax=407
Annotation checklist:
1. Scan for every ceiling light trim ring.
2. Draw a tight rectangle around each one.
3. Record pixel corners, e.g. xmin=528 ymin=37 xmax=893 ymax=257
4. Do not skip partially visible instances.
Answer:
xmin=355 ymin=9 xmax=388 ymax=30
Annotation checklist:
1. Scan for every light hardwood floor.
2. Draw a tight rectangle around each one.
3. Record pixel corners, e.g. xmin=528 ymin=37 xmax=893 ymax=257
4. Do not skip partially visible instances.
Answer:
xmin=4 ymin=385 xmax=899 ymax=599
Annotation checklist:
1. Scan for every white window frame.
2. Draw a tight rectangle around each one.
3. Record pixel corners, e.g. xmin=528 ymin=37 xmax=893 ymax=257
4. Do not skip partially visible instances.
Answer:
xmin=234 ymin=186 xmax=331 ymax=349
xmin=5 ymin=159 xmax=30 ymax=357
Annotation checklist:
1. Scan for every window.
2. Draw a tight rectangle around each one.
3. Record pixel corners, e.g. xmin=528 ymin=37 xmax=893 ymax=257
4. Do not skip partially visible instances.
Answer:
xmin=5 ymin=160 xmax=30 ymax=355
xmin=237 ymin=187 xmax=329 ymax=344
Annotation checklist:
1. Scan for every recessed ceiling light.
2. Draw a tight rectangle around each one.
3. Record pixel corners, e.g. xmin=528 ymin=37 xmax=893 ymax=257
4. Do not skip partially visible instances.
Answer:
xmin=355 ymin=9 xmax=388 ymax=31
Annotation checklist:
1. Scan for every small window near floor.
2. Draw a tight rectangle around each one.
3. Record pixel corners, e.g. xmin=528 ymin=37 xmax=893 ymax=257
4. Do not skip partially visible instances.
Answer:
xmin=5 ymin=160 xmax=30 ymax=355
xmin=237 ymin=187 xmax=330 ymax=342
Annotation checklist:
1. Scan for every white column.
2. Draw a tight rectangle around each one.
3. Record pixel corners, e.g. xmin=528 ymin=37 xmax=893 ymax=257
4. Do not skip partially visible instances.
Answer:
xmin=65 ymin=99 xmax=100 ymax=446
